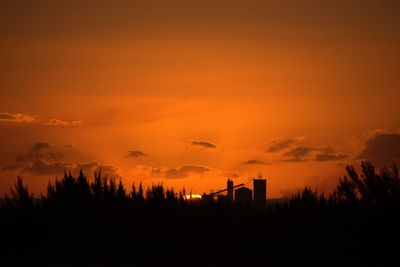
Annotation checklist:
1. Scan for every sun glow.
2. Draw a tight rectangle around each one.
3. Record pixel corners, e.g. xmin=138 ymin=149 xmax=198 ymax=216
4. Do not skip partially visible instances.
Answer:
xmin=184 ymin=194 xmax=202 ymax=200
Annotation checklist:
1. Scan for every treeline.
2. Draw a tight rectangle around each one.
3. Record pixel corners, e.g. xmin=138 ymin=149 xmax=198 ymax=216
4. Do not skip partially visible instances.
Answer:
xmin=2 ymin=161 xmax=400 ymax=212
xmin=1 ymin=170 xmax=186 ymax=212
xmin=0 ymin=161 xmax=399 ymax=266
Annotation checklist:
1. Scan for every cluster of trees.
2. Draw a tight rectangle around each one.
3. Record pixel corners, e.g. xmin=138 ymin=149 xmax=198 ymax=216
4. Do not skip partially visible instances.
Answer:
xmin=289 ymin=161 xmax=400 ymax=211
xmin=2 ymin=161 xmax=400 ymax=212
xmin=2 ymin=170 xmax=189 ymax=212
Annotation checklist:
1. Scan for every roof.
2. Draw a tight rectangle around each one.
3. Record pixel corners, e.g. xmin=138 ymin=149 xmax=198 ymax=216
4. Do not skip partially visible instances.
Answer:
xmin=235 ymin=187 xmax=252 ymax=193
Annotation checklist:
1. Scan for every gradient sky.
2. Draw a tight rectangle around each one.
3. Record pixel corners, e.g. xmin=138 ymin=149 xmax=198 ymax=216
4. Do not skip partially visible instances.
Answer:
xmin=1 ymin=0 xmax=400 ymax=197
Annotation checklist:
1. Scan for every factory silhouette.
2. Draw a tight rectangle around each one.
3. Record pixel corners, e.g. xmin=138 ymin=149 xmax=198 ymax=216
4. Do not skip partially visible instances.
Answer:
xmin=201 ymin=174 xmax=267 ymax=207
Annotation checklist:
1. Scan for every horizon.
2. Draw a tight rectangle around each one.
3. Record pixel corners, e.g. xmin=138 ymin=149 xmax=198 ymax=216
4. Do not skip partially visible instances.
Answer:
xmin=1 ymin=0 xmax=400 ymax=199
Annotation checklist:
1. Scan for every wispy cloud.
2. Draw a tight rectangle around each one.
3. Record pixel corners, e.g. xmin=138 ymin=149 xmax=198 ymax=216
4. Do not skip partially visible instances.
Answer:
xmin=15 ymin=142 xmax=61 ymax=162
xmin=191 ymin=141 xmax=216 ymax=149
xmin=268 ymin=137 xmax=306 ymax=153
xmin=127 ymin=164 xmax=234 ymax=181
xmin=21 ymin=160 xmax=70 ymax=176
xmin=282 ymin=146 xmax=312 ymax=162
xmin=44 ymin=119 xmax=82 ymax=126
xmin=0 ymin=112 xmax=35 ymax=123
xmin=314 ymin=148 xmax=347 ymax=162
xmin=165 ymin=165 xmax=211 ymax=179
xmin=20 ymin=159 xmax=119 ymax=177
xmin=2 ymin=165 xmax=20 ymax=172
xmin=126 ymin=150 xmax=147 ymax=158
xmin=243 ymin=159 xmax=268 ymax=165
xmin=76 ymin=161 xmax=119 ymax=177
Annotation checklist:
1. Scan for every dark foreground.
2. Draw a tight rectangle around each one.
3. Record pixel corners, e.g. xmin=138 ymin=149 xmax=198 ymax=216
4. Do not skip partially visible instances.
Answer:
xmin=1 ymin=162 xmax=400 ymax=266
xmin=1 ymin=202 xmax=399 ymax=266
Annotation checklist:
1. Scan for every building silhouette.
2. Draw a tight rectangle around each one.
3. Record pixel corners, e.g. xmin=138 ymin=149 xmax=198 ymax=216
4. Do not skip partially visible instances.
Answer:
xmin=235 ymin=187 xmax=252 ymax=206
xmin=201 ymin=175 xmax=267 ymax=207
xmin=253 ymin=176 xmax=267 ymax=207
xmin=227 ymin=179 xmax=234 ymax=203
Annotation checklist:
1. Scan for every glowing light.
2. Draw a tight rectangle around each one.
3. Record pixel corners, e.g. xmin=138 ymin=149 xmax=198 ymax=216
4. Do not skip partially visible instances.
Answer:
xmin=184 ymin=194 xmax=202 ymax=200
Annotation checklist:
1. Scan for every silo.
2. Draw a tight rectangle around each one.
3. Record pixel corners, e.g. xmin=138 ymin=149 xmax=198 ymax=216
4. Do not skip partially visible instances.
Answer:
xmin=253 ymin=178 xmax=266 ymax=207
xmin=227 ymin=179 xmax=234 ymax=203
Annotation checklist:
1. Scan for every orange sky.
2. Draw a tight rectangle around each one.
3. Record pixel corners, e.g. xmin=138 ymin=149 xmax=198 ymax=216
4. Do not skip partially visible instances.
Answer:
xmin=1 ymin=0 xmax=400 ymax=198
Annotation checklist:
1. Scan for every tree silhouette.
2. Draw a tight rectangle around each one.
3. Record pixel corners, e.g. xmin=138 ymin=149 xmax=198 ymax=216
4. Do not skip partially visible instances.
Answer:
xmin=137 ymin=182 xmax=144 ymax=204
xmin=117 ymin=179 xmax=127 ymax=201
xmin=131 ymin=182 xmax=137 ymax=201
xmin=335 ymin=161 xmax=400 ymax=207
xmin=9 ymin=177 xmax=33 ymax=211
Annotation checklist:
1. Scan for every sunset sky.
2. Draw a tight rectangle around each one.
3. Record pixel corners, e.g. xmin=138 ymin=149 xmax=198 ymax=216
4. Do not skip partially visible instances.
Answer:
xmin=1 ymin=0 xmax=400 ymax=198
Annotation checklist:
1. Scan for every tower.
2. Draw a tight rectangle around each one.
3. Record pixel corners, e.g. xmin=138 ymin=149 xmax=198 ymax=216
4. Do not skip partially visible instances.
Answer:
xmin=227 ymin=179 xmax=234 ymax=203
xmin=253 ymin=174 xmax=266 ymax=207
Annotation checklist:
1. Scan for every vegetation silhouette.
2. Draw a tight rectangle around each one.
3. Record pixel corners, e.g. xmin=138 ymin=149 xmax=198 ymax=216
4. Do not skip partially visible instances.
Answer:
xmin=0 ymin=161 xmax=399 ymax=266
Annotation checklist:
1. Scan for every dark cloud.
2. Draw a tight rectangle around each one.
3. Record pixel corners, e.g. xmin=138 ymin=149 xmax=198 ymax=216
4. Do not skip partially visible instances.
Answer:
xmin=225 ymin=172 xmax=240 ymax=179
xmin=15 ymin=155 xmax=31 ymax=162
xmin=33 ymin=142 xmax=51 ymax=151
xmin=2 ymin=165 xmax=20 ymax=172
xmin=126 ymin=150 xmax=147 ymax=158
xmin=44 ymin=119 xmax=82 ymax=126
xmin=283 ymin=157 xmax=308 ymax=163
xmin=20 ymin=160 xmax=119 ymax=178
xmin=314 ymin=148 xmax=347 ymax=162
xmin=77 ymin=161 xmax=99 ymax=170
xmin=268 ymin=138 xmax=297 ymax=153
xmin=21 ymin=160 xmax=70 ymax=176
xmin=94 ymin=164 xmax=119 ymax=178
xmin=77 ymin=161 xmax=119 ymax=177
xmin=282 ymin=146 xmax=312 ymax=162
xmin=150 ymin=166 xmax=166 ymax=177
xmin=358 ymin=133 xmax=400 ymax=164
xmin=191 ymin=141 xmax=216 ymax=149
xmin=0 ymin=112 xmax=35 ymax=123
xmin=16 ymin=142 xmax=60 ymax=162
xmin=243 ymin=159 xmax=268 ymax=165
xmin=165 ymin=165 xmax=210 ymax=179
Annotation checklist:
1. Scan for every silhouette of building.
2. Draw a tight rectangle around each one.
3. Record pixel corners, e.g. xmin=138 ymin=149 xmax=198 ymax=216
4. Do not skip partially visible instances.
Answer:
xmin=227 ymin=179 xmax=234 ymax=203
xmin=217 ymin=195 xmax=228 ymax=204
xmin=253 ymin=176 xmax=266 ymax=207
xmin=202 ymin=179 xmax=244 ymax=204
xmin=202 ymin=193 xmax=214 ymax=204
xmin=235 ymin=187 xmax=252 ymax=206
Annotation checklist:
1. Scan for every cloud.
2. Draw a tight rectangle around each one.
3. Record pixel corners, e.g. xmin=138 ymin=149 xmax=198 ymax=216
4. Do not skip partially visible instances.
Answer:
xmin=225 ymin=171 xmax=240 ymax=179
xmin=33 ymin=142 xmax=51 ymax=151
xmin=358 ymin=133 xmax=400 ymax=164
xmin=282 ymin=146 xmax=312 ymax=162
xmin=267 ymin=137 xmax=306 ymax=153
xmin=165 ymin=165 xmax=211 ymax=179
xmin=76 ymin=161 xmax=119 ymax=177
xmin=2 ymin=165 xmax=20 ymax=172
xmin=20 ymin=160 xmax=119 ymax=178
xmin=125 ymin=150 xmax=147 ymax=158
xmin=314 ymin=148 xmax=347 ymax=162
xmin=243 ymin=159 xmax=268 ymax=165
xmin=44 ymin=119 xmax=82 ymax=126
xmin=129 ymin=164 xmax=212 ymax=179
xmin=127 ymin=164 xmax=231 ymax=181
xmin=16 ymin=142 xmax=61 ymax=162
xmin=191 ymin=141 xmax=216 ymax=149
xmin=0 ymin=112 xmax=35 ymax=123
xmin=77 ymin=161 xmax=99 ymax=170
xmin=21 ymin=160 xmax=70 ymax=176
